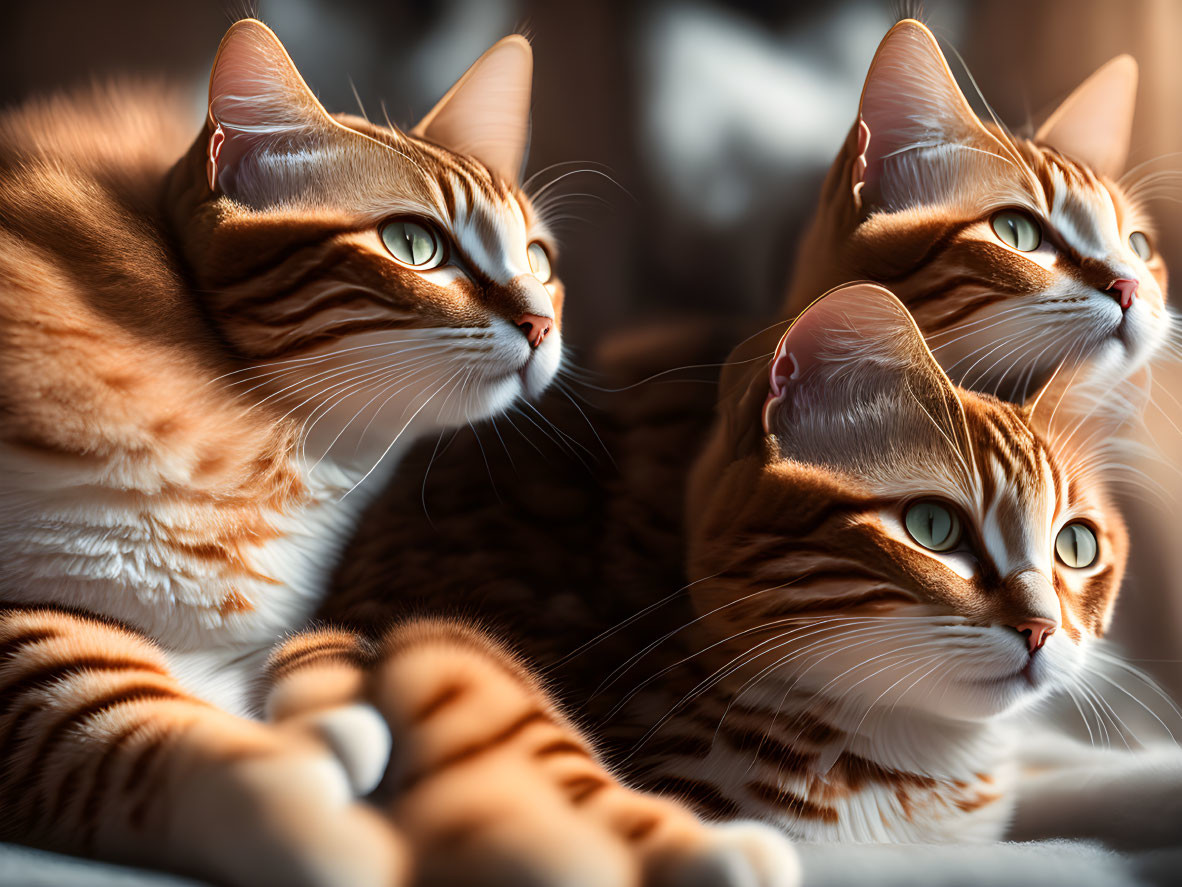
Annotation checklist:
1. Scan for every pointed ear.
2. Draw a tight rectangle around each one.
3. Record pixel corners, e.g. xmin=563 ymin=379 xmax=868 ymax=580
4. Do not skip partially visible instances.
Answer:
xmin=412 ymin=35 xmax=533 ymax=185
xmin=1035 ymin=55 xmax=1138 ymax=179
xmin=762 ymin=283 xmax=966 ymax=468
xmin=853 ymin=19 xmax=997 ymax=207
xmin=205 ymin=19 xmax=333 ymax=194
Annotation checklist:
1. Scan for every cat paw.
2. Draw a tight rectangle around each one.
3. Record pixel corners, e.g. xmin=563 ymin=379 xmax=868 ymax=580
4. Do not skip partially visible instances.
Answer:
xmin=656 ymin=821 xmax=801 ymax=887
xmin=176 ymin=740 xmax=407 ymax=887
xmin=295 ymin=702 xmax=392 ymax=796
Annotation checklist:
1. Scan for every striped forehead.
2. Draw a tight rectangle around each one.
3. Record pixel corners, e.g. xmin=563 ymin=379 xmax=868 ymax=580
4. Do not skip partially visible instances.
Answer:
xmin=441 ymin=170 xmax=533 ymax=285
xmin=1042 ymin=156 xmax=1121 ymax=260
xmin=974 ymin=414 xmax=1058 ymax=576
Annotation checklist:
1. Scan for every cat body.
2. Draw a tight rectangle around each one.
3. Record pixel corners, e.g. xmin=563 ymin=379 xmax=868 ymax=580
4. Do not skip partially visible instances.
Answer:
xmin=329 ymin=22 xmax=1181 ymax=872
xmin=0 ymin=20 xmax=802 ymax=887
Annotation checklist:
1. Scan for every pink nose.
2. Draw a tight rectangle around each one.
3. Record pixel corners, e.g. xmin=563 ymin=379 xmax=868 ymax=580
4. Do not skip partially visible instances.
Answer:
xmin=516 ymin=313 xmax=553 ymax=349
xmin=1106 ymin=278 xmax=1138 ymax=311
xmin=1010 ymin=618 xmax=1057 ymax=654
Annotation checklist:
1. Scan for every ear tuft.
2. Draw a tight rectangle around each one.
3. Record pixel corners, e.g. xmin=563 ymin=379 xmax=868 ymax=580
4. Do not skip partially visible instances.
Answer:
xmin=855 ymin=20 xmax=996 ymax=206
xmin=762 ymin=283 xmax=943 ymax=433
xmin=206 ymin=19 xmax=330 ymax=193
xmin=412 ymin=35 xmax=533 ymax=185
xmin=1035 ymin=55 xmax=1138 ymax=179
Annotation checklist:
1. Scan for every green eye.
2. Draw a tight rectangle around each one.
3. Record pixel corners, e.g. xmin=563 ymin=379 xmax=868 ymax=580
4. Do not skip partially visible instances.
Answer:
xmin=1129 ymin=231 xmax=1152 ymax=261
xmin=527 ymin=241 xmax=552 ymax=283
xmin=381 ymin=219 xmax=444 ymax=269
xmin=904 ymin=501 xmax=963 ymax=552
xmin=1055 ymin=522 xmax=1098 ymax=568
xmin=991 ymin=210 xmax=1042 ymax=252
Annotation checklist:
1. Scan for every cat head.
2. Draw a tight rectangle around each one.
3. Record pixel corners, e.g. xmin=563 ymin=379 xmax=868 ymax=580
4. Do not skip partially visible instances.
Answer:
xmin=688 ymin=284 xmax=1127 ymax=723
xmin=168 ymin=20 xmax=561 ymax=468
xmin=788 ymin=19 xmax=1169 ymax=404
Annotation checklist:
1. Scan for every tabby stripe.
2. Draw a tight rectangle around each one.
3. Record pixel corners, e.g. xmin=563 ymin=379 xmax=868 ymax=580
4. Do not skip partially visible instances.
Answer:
xmin=623 ymin=815 xmax=661 ymax=843
xmin=0 ymin=655 xmax=169 ymax=716
xmin=717 ymin=723 xmax=815 ymax=773
xmin=745 ymin=780 xmax=839 ymax=822
xmin=55 ymin=717 xmax=152 ymax=837
xmin=411 ymin=681 xmax=468 ymax=725
xmin=268 ymin=643 xmax=368 ymax=685
xmin=921 ymin=292 xmax=1009 ymax=334
xmin=213 ymin=229 xmax=363 ymax=290
xmin=758 ymin=588 xmax=918 ymax=619
xmin=401 ymin=709 xmax=550 ymax=789
xmin=244 ymin=286 xmax=393 ymax=328
xmin=437 ymin=175 xmax=457 ymax=219
xmin=10 ymin=683 xmax=185 ymax=823
xmin=0 ymin=627 xmax=58 ymax=663
xmin=267 ymin=635 xmax=369 ymax=675
xmin=0 ymin=662 xmax=171 ymax=769
xmin=639 ymin=732 xmax=714 ymax=761
xmin=562 ymin=774 xmax=609 ymax=805
xmin=905 ymin=275 xmax=996 ymax=311
xmin=729 ymin=706 xmax=843 ymax=746
xmin=646 ymin=775 xmax=741 ymax=820
xmin=222 ymin=242 xmax=358 ymax=306
xmin=875 ymin=220 xmax=978 ymax=284
xmin=124 ymin=725 xmax=182 ymax=831
xmin=244 ymin=317 xmax=416 ymax=360
xmin=533 ymin=738 xmax=591 ymax=760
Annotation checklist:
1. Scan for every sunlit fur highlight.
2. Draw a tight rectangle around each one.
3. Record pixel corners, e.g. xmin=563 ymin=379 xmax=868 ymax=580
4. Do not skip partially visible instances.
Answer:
xmin=784 ymin=20 xmax=1170 ymax=407
xmin=654 ymin=286 xmax=1128 ymax=842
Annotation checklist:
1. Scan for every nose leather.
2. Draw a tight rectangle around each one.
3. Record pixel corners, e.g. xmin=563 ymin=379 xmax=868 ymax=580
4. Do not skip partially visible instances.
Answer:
xmin=996 ymin=570 xmax=1061 ymax=648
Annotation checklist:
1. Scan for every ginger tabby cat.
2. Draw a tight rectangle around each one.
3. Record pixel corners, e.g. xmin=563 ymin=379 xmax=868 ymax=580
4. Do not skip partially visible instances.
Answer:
xmin=0 ymin=18 xmax=797 ymax=887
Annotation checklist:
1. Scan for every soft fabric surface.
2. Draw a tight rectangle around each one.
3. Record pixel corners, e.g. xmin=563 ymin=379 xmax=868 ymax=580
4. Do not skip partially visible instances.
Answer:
xmin=4 ymin=841 xmax=1179 ymax=886
xmin=0 ymin=844 xmax=207 ymax=886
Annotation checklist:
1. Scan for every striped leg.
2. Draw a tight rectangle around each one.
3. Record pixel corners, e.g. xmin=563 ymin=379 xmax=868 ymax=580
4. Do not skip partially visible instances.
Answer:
xmin=0 ymin=608 xmax=405 ymax=887
xmin=267 ymin=619 xmax=800 ymax=887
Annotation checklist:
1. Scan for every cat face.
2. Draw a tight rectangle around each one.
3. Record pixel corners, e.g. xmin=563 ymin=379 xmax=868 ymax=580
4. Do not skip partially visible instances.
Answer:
xmin=169 ymin=22 xmax=561 ymax=467
xmin=688 ymin=285 xmax=1126 ymax=724
xmin=788 ymin=20 xmax=1169 ymax=403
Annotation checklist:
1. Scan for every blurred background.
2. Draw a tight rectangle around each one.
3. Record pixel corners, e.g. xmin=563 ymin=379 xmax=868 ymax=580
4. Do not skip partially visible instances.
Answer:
xmin=4 ymin=0 xmax=1182 ymax=716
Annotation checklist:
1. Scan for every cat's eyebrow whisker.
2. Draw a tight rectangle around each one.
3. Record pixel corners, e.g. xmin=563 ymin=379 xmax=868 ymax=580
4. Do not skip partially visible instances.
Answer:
xmin=1118 ymin=150 xmax=1182 ymax=189
xmin=527 ymin=167 xmax=636 ymax=206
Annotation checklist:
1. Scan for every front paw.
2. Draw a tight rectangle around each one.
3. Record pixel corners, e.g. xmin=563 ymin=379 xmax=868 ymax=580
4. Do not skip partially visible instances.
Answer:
xmin=660 ymin=820 xmax=800 ymax=887
xmin=172 ymin=737 xmax=407 ymax=887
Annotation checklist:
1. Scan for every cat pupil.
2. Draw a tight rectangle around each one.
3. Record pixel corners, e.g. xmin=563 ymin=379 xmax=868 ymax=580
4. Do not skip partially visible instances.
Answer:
xmin=991 ymin=210 xmax=1041 ymax=252
xmin=905 ymin=501 xmax=958 ymax=551
xmin=381 ymin=220 xmax=438 ymax=267
xmin=1056 ymin=523 xmax=1097 ymax=568
xmin=1130 ymin=230 xmax=1152 ymax=261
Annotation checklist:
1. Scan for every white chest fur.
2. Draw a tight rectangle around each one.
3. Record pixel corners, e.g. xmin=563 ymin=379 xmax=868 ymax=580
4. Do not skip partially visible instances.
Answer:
xmin=0 ymin=441 xmax=398 ymax=714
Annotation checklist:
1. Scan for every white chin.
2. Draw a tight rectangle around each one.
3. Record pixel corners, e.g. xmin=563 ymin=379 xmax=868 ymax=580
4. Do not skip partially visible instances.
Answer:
xmin=441 ymin=339 xmax=562 ymax=428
